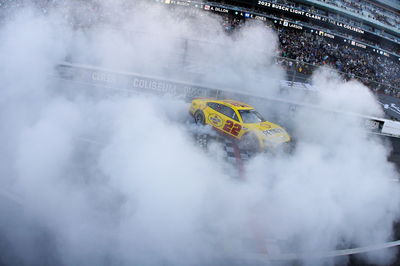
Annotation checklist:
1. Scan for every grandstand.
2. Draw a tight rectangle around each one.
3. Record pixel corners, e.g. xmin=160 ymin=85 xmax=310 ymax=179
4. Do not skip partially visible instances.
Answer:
xmin=159 ymin=0 xmax=400 ymax=99
xmin=312 ymin=0 xmax=400 ymax=30
xmin=1 ymin=0 xmax=399 ymax=98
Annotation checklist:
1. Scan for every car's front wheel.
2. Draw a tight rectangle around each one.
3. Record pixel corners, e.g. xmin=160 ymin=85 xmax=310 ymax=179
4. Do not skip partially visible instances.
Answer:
xmin=194 ymin=110 xmax=205 ymax=125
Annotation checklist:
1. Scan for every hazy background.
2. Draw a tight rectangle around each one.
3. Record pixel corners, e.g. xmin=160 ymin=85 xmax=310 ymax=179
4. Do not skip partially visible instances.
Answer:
xmin=0 ymin=1 xmax=399 ymax=266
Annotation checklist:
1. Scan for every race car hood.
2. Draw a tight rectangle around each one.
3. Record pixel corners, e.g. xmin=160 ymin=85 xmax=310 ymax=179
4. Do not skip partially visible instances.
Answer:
xmin=259 ymin=122 xmax=291 ymax=144
xmin=258 ymin=121 xmax=279 ymax=131
xmin=264 ymin=131 xmax=291 ymax=145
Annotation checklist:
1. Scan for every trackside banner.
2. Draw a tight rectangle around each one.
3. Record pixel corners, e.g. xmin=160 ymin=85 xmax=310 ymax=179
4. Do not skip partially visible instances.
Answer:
xmin=56 ymin=62 xmax=400 ymax=138
xmin=56 ymin=63 xmax=217 ymax=99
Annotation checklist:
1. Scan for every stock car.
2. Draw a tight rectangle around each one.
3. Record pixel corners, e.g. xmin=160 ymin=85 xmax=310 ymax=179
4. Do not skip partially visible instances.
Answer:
xmin=189 ymin=98 xmax=291 ymax=151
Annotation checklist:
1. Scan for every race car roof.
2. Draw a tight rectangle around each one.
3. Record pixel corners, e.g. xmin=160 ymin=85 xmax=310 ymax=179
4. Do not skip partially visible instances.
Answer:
xmin=193 ymin=98 xmax=255 ymax=110
xmin=220 ymin=99 xmax=254 ymax=110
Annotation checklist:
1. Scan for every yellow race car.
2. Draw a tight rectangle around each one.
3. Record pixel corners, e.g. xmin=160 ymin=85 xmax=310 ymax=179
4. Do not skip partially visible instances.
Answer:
xmin=189 ymin=98 xmax=291 ymax=151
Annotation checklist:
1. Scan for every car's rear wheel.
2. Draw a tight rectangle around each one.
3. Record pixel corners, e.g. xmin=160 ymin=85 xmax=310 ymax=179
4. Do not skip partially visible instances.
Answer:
xmin=194 ymin=110 xmax=205 ymax=125
xmin=239 ymin=132 xmax=260 ymax=152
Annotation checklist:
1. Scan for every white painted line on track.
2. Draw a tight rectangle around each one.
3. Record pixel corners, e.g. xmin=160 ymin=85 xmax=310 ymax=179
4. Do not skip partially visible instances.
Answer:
xmin=239 ymin=240 xmax=400 ymax=262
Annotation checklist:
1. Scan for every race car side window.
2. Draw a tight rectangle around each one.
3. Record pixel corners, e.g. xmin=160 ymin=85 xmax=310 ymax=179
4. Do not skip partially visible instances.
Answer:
xmin=207 ymin=102 xmax=219 ymax=111
xmin=219 ymin=104 xmax=239 ymax=122
xmin=232 ymin=112 xmax=240 ymax=122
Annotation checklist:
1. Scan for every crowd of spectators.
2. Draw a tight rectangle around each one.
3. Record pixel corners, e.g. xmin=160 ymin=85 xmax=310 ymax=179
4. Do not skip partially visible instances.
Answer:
xmin=222 ymin=11 xmax=400 ymax=96
xmin=217 ymin=0 xmax=400 ymax=57
xmin=277 ymin=27 xmax=400 ymax=96
xmin=220 ymin=2 xmax=400 ymax=97
xmin=1 ymin=0 xmax=399 ymax=97
xmin=316 ymin=0 xmax=400 ymax=30
xmin=268 ymin=0 xmax=400 ymax=47
xmin=220 ymin=12 xmax=400 ymax=96
xmin=222 ymin=16 xmax=244 ymax=32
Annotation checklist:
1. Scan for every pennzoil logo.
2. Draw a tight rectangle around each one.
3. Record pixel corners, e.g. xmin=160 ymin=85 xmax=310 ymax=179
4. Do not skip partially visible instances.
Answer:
xmin=208 ymin=114 xmax=223 ymax=127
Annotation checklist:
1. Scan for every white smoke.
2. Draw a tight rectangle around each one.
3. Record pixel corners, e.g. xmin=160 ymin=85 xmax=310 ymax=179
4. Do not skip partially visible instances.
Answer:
xmin=0 ymin=1 xmax=399 ymax=266
xmin=247 ymin=70 xmax=400 ymax=263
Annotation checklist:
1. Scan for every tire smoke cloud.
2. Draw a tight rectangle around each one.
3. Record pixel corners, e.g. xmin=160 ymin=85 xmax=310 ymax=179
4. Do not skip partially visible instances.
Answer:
xmin=0 ymin=1 xmax=399 ymax=266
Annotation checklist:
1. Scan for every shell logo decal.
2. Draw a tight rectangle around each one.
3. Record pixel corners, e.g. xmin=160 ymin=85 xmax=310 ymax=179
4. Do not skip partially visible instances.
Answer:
xmin=208 ymin=113 xmax=223 ymax=127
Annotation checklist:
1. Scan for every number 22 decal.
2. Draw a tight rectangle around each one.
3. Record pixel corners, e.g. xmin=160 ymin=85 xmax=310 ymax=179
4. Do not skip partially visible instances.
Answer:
xmin=223 ymin=120 xmax=242 ymax=136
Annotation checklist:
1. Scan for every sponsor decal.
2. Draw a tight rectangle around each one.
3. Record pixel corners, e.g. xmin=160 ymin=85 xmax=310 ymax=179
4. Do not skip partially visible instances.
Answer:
xmin=209 ymin=113 xmax=223 ymax=127
xmin=257 ymin=0 xmax=364 ymax=34
xmin=363 ymin=119 xmax=383 ymax=133
xmin=365 ymin=119 xmax=380 ymax=131
xmin=261 ymin=123 xmax=272 ymax=129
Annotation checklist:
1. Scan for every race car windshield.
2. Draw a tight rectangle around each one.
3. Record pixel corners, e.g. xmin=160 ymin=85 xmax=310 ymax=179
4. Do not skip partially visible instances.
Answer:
xmin=239 ymin=110 xmax=265 ymax=123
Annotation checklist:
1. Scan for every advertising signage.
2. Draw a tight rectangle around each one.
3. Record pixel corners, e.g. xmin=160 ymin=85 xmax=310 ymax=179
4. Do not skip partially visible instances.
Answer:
xmin=256 ymin=0 xmax=364 ymax=34
xmin=158 ymin=0 xmax=399 ymax=61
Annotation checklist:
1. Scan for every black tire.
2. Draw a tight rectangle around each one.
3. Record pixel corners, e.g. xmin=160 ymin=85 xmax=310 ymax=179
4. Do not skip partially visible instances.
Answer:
xmin=239 ymin=132 xmax=260 ymax=152
xmin=194 ymin=111 xmax=205 ymax=125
